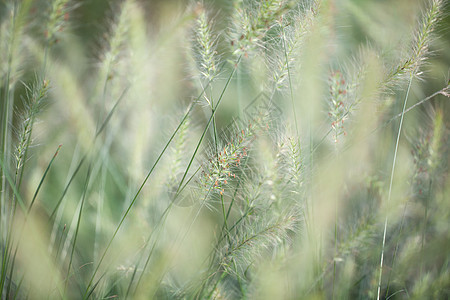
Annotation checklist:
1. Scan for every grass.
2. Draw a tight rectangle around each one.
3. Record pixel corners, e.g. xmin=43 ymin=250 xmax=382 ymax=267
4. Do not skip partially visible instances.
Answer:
xmin=0 ymin=0 xmax=449 ymax=299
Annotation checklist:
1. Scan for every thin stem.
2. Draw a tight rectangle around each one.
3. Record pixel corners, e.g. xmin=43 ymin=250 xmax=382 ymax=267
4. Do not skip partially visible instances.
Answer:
xmin=64 ymin=163 xmax=92 ymax=296
xmin=83 ymin=105 xmax=191 ymax=296
xmin=133 ymin=60 xmax=240 ymax=298
xmin=208 ymin=81 xmax=230 ymax=240
xmin=122 ymin=60 xmax=237 ymax=298
xmin=49 ymin=86 xmax=129 ymax=221
xmin=377 ymin=72 xmax=414 ymax=300
xmin=176 ymin=57 xmax=241 ymax=195
xmin=83 ymin=59 xmax=231 ymax=295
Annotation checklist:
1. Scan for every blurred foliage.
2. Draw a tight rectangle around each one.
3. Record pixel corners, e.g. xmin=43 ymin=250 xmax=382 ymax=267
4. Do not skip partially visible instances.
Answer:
xmin=0 ymin=0 xmax=449 ymax=299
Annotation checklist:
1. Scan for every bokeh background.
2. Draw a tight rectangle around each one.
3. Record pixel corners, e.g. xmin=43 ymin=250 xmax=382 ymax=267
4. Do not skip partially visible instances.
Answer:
xmin=0 ymin=0 xmax=449 ymax=299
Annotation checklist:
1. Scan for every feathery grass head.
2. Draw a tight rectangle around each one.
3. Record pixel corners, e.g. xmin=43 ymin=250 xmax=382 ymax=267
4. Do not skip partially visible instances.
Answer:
xmin=221 ymin=210 xmax=298 ymax=273
xmin=96 ymin=0 xmax=133 ymax=84
xmin=166 ymin=116 xmax=191 ymax=201
xmin=382 ymin=0 xmax=444 ymax=90
xmin=192 ymin=2 xmax=219 ymax=82
xmin=198 ymin=121 xmax=254 ymax=197
xmin=0 ymin=0 xmax=33 ymax=86
xmin=268 ymin=0 xmax=319 ymax=92
xmin=14 ymin=78 xmax=49 ymax=171
xmin=327 ymin=70 xmax=352 ymax=143
xmin=410 ymin=107 xmax=446 ymax=200
xmin=229 ymin=0 xmax=292 ymax=58
xmin=44 ymin=0 xmax=73 ymax=46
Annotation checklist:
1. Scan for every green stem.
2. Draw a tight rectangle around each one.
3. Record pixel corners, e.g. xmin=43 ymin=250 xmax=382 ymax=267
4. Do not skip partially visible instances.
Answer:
xmin=377 ymin=72 xmax=413 ymax=300
xmin=176 ymin=57 xmax=241 ymax=195
xmin=123 ymin=60 xmax=238 ymax=298
xmin=83 ymin=68 xmax=223 ymax=296
xmin=140 ymin=60 xmax=241 ymax=299
xmin=64 ymin=164 xmax=92 ymax=296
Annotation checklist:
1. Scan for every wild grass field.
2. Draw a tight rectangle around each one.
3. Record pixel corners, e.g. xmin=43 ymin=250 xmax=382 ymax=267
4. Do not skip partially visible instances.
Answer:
xmin=0 ymin=0 xmax=449 ymax=299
